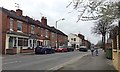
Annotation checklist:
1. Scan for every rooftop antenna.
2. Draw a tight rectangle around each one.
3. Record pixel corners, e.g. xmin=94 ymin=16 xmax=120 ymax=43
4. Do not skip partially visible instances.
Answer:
xmin=15 ymin=3 xmax=20 ymax=9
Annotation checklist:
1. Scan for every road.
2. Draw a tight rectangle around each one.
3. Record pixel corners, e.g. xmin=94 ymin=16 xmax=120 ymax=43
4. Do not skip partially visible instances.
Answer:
xmin=2 ymin=51 xmax=90 ymax=70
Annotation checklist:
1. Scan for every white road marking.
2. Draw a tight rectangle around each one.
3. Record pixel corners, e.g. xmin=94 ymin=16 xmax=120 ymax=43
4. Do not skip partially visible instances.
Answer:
xmin=3 ymin=61 xmax=22 ymax=65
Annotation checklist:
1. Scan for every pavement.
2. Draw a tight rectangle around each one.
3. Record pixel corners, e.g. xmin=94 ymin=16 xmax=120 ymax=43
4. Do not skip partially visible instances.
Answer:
xmin=55 ymin=49 xmax=117 ymax=72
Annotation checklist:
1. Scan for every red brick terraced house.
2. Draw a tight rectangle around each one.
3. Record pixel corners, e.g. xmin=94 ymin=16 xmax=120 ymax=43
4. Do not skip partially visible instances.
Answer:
xmin=0 ymin=7 xmax=68 ymax=54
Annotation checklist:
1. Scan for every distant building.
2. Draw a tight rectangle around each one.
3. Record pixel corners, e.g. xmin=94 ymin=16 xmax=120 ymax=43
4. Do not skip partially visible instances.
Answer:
xmin=84 ymin=40 xmax=91 ymax=49
xmin=78 ymin=33 xmax=85 ymax=46
xmin=78 ymin=33 xmax=91 ymax=48
xmin=68 ymin=33 xmax=82 ymax=48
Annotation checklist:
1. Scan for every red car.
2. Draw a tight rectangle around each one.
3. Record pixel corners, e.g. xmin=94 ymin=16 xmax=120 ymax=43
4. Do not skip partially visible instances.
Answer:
xmin=55 ymin=46 xmax=68 ymax=52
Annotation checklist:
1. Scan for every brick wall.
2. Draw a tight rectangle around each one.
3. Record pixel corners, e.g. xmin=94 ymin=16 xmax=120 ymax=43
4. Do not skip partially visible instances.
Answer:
xmin=1 ymin=11 xmax=7 ymax=54
xmin=13 ymin=19 xmax=17 ymax=31
xmin=27 ymin=24 xmax=31 ymax=34
xmin=113 ymin=52 xmax=119 ymax=70
xmin=0 ymin=11 xmax=2 ymax=54
xmin=22 ymin=22 xmax=28 ymax=33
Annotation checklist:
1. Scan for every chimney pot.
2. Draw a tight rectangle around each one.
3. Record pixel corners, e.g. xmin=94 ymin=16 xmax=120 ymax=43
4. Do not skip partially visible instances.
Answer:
xmin=41 ymin=16 xmax=47 ymax=25
xmin=16 ymin=9 xmax=22 ymax=16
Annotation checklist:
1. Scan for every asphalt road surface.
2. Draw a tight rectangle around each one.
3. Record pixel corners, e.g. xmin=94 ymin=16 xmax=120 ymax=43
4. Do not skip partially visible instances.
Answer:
xmin=2 ymin=51 xmax=90 ymax=70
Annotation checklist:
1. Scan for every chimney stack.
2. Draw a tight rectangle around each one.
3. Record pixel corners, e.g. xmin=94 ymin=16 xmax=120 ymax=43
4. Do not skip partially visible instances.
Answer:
xmin=41 ymin=17 xmax=47 ymax=25
xmin=16 ymin=9 xmax=22 ymax=16
xmin=78 ymin=34 xmax=84 ymax=40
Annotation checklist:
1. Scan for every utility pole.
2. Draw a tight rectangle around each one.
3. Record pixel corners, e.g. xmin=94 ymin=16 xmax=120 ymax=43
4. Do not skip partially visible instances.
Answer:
xmin=118 ymin=20 xmax=120 ymax=50
xmin=56 ymin=18 xmax=65 ymax=48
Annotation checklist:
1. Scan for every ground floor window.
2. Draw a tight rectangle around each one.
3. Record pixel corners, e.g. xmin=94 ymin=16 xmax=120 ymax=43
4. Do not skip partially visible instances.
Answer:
xmin=71 ymin=44 xmax=76 ymax=48
xmin=14 ymin=38 xmax=17 ymax=47
xmin=9 ymin=36 xmax=17 ymax=48
xmin=24 ymin=38 xmax=28 ymax=46
xmin=33 ymin=40 xmax=36 ymax=48
xmin=18 ymin=38 xmax=23 ymax=46
xmin=30 ymin=40 xmax=32 ymax=47
xmin=77 ymin=45 xmax=79 ymax=48
xmin=9 ymin=37 xmax=13 ymax=48
xmin=37 ymin=41 xmax=43 ymax=46
xmin=18 ymin=38 xmax=28 ymax=46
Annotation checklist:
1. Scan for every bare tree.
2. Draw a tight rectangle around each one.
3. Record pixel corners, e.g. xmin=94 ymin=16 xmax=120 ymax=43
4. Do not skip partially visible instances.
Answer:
xmin=67 ymin=0 xmax=120 ymax=22
xmin=67 ymin=0 xmax=120 ymax=51
xmin=91 ymin=18 xmax=115 ymax=51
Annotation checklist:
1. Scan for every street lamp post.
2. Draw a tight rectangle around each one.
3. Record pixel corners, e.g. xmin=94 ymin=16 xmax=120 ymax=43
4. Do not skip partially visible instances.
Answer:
xmin=117 ymin=9 xmax=120 ymax=50
xmin=56 ymin=18 xmax=65 ymax=48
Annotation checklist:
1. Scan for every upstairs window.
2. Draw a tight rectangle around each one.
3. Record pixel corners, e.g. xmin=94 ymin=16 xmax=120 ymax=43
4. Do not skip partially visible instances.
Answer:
xmin=46 ymin=30 xmax=49 ymax=38
xmin=71 ymin=38 xmax=73 ymax=40
xmin=31 ymin=25 xmax=35 ymax=34
xmin=52 ymin=33 xmax=54 ymax=38
xmin=38 ymin=27 xmax=41 ymax=36
xmin=10 ymin=18 xmax=13 ymax=30
xmin=17 ymin=21 xmax=22 ymax=32
xmin=74 ymin=38 xmax=76 ymax=41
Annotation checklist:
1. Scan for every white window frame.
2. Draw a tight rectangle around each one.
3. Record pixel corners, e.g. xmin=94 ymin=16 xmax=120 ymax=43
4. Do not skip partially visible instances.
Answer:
xmin=31 ymin=25 xmax=35 ymax=34
xmin=52 ymin=32 xmax=54 ymax=38
xmin=10 ymin=18 xmax=13 ymax=31
xmin=46 ymin=29 xmax=49 ymax=38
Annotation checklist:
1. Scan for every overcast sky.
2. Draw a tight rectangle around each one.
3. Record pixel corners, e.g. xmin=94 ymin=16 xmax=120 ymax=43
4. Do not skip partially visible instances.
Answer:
xmin=0 ymin=0 xmax=105 ymax=44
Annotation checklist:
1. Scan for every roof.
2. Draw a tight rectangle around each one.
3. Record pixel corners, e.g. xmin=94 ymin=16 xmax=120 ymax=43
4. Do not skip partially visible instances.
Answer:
xmin=0 ymin=7 xmax=67 ymax=37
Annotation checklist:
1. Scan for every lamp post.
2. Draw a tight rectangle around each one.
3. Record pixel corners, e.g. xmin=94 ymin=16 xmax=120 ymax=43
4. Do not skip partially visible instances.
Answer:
xmin=118 ymin=21 xmax=120 ymax=50
xmin=56 ymin=18 xmax=65 ymax=48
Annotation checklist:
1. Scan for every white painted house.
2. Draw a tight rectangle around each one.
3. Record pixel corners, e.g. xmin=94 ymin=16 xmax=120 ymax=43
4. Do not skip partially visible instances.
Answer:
xmin=68 ymin=33 xmax=82 ymax=48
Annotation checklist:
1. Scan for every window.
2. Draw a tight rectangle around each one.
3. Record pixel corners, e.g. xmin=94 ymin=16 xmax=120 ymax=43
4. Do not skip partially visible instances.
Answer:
xmin=41 ymin=28 xmax=43 ymax=36
xmin=30 ymin=40 xmax=32 ymax=47
xmin=52 ymin=33 xmax=54 ymax=38
xmin=38 ymin=27 xmax=41 ymax=35
xmin=31 ymin=25 xmax=35 ymax=34
xmin=24 ymin=39 xmax=28 ymax=46
xmin=9 ymin=37 xmax=17 ymax=48
xmin=18 ymin=38 xmax=28 ymax=46
xmin=17 ymin=21 xmax=22 ymax=32
xmin=46 ymin=30 xmax=49 ymax=38
xmin=10 ymin=18 xmax=13 ymax=30
xmin=9 ymin=37 xmax=13 ymax=48
xmin=13 ymin=37 xmax=17 ymax=47
xmin=52 ymin=42 xmax=54 ymax=47
xmin=74 ymin=38 xmax=76 ymax=41
xmin=18 ymin=38 xmax=23 ymax=46
xmin=71 ymin=38 xmax=73 ymax=40
xmin=33 ymin=40 xmax=36 ymax=48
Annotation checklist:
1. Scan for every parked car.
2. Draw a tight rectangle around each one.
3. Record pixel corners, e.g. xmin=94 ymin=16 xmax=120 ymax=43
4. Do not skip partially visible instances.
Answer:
xmin=79 ymin=46 xmax=88 ymax=52
xmin=50 ymin=48 xmax=55 ymax=53
xmin=75 ymin=48 xmax=79 ymax=50
xmin=35 ymin=46 xmax=55 ymax=54
xmin=35 ymin=46 xmax=43 ymax=54
xmin=55 ymin=46 xmax=68 ymax=52
xmin=67 ymin=46 xmax=74 ymax=52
